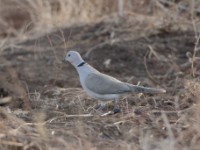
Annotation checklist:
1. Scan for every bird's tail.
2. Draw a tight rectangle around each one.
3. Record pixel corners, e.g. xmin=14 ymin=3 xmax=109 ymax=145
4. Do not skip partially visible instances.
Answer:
xmin=127 ymin=83 xmax=166 ymax=94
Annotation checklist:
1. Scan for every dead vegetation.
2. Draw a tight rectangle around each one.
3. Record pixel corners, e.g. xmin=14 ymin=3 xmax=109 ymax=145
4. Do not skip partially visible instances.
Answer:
xmin=0 ymin=0 xmax=200 ymax=150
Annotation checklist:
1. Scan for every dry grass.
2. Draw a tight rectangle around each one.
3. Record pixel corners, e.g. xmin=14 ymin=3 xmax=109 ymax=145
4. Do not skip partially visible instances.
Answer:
xmin=0 ymin=0 xmax=200 ymax=150
xmin=0 ymin=0 xmax=200 ymax=48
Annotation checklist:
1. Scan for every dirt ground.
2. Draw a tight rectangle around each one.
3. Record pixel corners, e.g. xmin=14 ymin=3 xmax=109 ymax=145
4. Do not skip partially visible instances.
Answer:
xmin=0 ymin=15 xmax=200 ymax=149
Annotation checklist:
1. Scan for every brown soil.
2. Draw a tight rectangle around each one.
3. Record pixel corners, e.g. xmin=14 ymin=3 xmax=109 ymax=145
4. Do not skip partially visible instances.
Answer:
xmin=0 ymin=18 xmax=200 ymax=149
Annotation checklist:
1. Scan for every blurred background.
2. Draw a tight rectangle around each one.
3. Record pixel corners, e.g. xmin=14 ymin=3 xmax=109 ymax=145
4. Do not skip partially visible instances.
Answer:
xmin=1 ymin=0 xmax=200 ymax=41
xmin=0 ymin=0 xmax=200 ymax=150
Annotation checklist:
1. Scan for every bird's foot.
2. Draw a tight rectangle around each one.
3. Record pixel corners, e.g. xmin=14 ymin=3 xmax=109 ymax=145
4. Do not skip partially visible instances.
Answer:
xmin=112 ymin=107 xmax=120 ymax=114
xmin=101 ymin=107 xmax=121 ymax=116
xmin=90 ymin=103 xmax=120 ymax=116
xmin=94 ymin=104 xmax=102 ymax=110
xmin=96 ymin=105 xmax=105 ymax=113
xmin=111 ymin=100 xmax=120 ymax=114
xmin=95 ymin=102 xmax=106 ymax=111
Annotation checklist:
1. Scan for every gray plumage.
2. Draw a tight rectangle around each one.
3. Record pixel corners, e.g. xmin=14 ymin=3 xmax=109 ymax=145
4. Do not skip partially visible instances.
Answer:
xmin=84 ymin=72 xmax=166 ymax=95
xmin=64 ymin=50 xmax=166 ymax=114
xmin=84 ymin=73 xmax=131 ymax=94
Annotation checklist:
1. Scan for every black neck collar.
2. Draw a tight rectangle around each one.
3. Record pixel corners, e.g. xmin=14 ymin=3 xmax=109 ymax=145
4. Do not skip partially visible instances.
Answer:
xmin=77 ymin=62 xmax=86 ymax=67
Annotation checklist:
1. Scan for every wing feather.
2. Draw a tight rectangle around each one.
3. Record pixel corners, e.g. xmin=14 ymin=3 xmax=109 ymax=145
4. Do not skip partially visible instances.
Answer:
xmin=84 ymin=73 xmax=131 ymax=94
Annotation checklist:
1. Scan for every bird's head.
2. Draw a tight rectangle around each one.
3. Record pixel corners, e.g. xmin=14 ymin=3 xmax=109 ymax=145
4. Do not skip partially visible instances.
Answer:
xmin=64 ymin=51 xmax=84 ymax=67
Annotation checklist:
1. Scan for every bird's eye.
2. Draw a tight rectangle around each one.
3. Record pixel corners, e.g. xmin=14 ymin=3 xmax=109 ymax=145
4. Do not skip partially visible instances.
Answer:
xmin=68 ymin=54 xmax=71 ymax=57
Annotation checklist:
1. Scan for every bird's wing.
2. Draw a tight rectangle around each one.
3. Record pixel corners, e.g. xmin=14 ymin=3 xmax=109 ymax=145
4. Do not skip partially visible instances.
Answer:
xmin=84 ymin=73 xmax=131 ymax=95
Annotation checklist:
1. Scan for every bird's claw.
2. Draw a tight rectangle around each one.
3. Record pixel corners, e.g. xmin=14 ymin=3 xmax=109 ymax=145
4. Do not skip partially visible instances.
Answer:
xmin=94 ymin=104 xmax=101 ymax=110
xmin=112 ymin=107 xmax=120 ymax=114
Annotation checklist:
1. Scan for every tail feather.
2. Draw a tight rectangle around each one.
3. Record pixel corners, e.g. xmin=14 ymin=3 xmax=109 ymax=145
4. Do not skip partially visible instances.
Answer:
xmin=127 ymin=84 xmax=166 ymax=94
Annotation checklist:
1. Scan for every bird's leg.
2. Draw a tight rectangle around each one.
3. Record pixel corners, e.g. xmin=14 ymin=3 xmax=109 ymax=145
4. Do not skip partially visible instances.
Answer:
xmin=112 ymin=99 xmax=120 ymax=114
xmin=94 ymin=100 xmax=102 ymax=109
xmin=95 ymin=101 xmax=106 ymax=112
xmin=98 ymin=101 xmax=106 ymax=111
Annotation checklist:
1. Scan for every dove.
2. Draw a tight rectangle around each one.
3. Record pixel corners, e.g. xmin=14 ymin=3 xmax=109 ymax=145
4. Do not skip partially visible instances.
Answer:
xmin=63 ymin=51 xmax=166 ymax=114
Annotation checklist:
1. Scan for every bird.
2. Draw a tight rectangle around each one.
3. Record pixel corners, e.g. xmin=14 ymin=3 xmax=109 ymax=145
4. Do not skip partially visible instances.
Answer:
xmin=63 ymin=51 xmax=166 ymax=114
